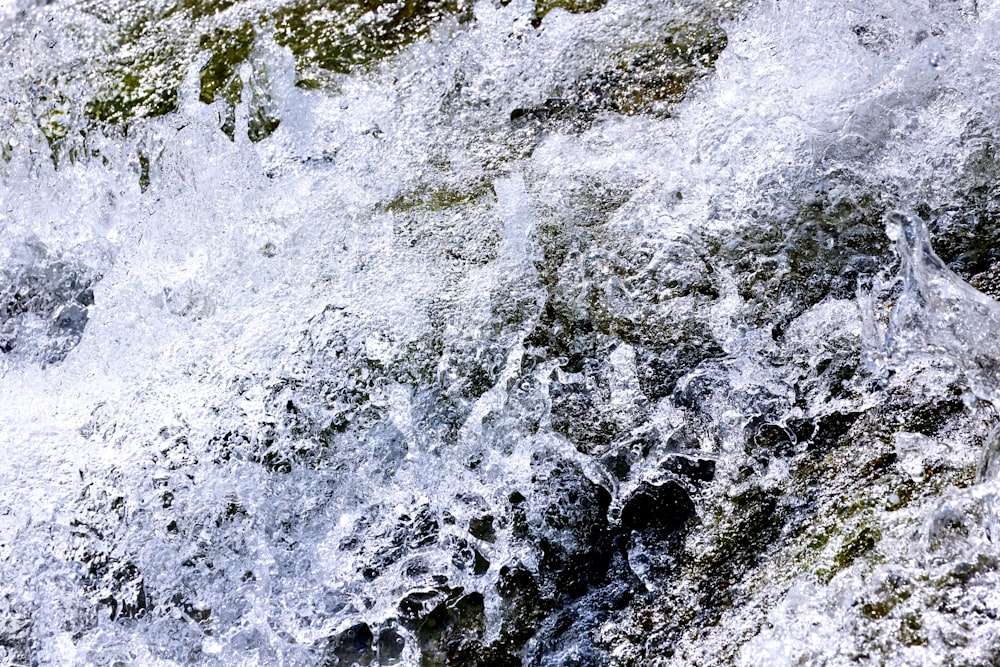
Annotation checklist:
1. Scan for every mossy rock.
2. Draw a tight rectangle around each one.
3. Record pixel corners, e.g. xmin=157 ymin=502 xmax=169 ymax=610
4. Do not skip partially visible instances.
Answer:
xmin=384 ymin=179 xmax=496 ymax=214
xmin=175 ymin=0 xmax=241 ymax=21
xmin=511 ymin=18 xmax=731 ymax=133
xmin=272 ymin=0 xmax=473 ymax=86
xmin=711 ymin=186 xmax=889 ymax=332
xmin=532 ymin=0 xmax=607 ymax=27
xmin=198 ymin=22 xmax=255 ymax=106
xmin=80 ymin=2 xmax=188 ymax=125
xmin=582 ymin=25 xmax=729 ymax=116
xmin=71 ymin=0 xmax=472 ymax=141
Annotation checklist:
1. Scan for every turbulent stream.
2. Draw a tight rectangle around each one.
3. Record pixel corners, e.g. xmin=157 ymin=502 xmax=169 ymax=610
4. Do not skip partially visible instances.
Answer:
xmin=3 ymin=0 xmax=1000 ymax=664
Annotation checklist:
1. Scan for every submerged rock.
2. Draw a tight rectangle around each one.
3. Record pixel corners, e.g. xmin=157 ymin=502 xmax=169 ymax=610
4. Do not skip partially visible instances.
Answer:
xmin=7 ymin=0 xmax=1000 ymax=665
xmin=0 ymin=242 xmax=97 ymax=364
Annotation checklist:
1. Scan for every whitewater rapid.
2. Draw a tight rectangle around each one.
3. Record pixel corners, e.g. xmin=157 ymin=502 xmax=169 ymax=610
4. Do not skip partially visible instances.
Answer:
xmin=3 ymin=0 xmax=1000 ymax=664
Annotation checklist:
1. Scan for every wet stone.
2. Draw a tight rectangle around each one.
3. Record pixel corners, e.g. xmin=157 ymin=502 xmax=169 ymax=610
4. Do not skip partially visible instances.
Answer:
xmin=376 ymin=626 xmax=406 ymax=665
xmin=496 ymin=564 xmax=549 ymax=648
xmin=523 ymin=551 xmax=642 ymax=665
xmin=0 ymin=598 xmax=31 ymax=658
xmin=749 ymin=421 xmax=802 ymax=457
xmin=98 ymin=562 xmax=149 ymax=622
xmin=404 ymin=506 xmax=440 ymax=549
xmin=529 ymin=455 xmax=615 ymax=598
xmin=806 ymin=411 xmax=864 ymax=453
xmin=635 ymin=338 xmax=724 ymax=402
xmin=324 ymin=622 xmax=374 ymax=667
xmin=548 ymin=366 xmax=636 ymax=456
xmin=510 ymin=98 xmax=587 ymax=133
xmin=970 ymin=263 xmax=1000 ymax=300
xmin=401 ymin=591 xmax=522 ymax=666
xmin=572 ymin=26 xmax=729 ymax=118
xmin=533 ymin=0 xmax=608 ymax=26
xmin=473 ymin=549 xmax=490 ymax=576
xmin=0 ymin=244 xmax=98 ymax=364
xmin=620 ymin=480 xmax=696 ymax=538
xmin=399 ymin=589 xmax=452 ymax=625
xmin=660 ymin=454 xmax=716 ymax=484
xmin=720 ymin=191 xmax=889 ymax=328
xmin=469 ymin=514 xmax=496 ymax=543
xmin=600 ymin=446 xmax=635 ymax=481
xmin=14 ymin=0 xmax=1000 ymax=663
xmin=355 ymin=503 xmax=441 ymax=581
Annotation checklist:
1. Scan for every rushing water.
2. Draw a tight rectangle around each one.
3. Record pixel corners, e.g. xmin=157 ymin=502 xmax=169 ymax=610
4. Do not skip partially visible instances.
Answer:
xmin=3 ymin=0 xmax=1000 ymax=664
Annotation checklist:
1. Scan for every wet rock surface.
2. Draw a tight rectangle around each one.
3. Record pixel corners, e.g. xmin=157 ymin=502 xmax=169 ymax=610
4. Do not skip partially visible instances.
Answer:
xmin=5 ymin=0 xmax=1000 ymax=664
xmin=0 ymin=242 xmax=97 ymax=364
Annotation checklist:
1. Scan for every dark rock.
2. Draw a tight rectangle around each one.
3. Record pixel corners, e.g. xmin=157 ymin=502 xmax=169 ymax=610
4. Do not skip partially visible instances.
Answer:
xmin=549 ymin=377 xmax=624 ymax=455
xmin=0 ymin=243 xmax=98 ymax=364
xmin=497 ymin=564 xmax=549 ymax=649
xmin=399 ymin=589 xmax=451 ymax=625
xmin=510 ymin=99 xmax=585 ymax=132
xmin=473 ymin=549 xmax=490 ymax=576
xmin=808 ymin=412 xmax=864 ymax=452
xmin=324 ymin=623 xmax=374 ymax=667
xmin=600 ymin=446 xmax=634 ymax=481
xmin=0 ymin=601 xmax=31 ymax=667
xmin=530 ymin=455 xmax=614 ymax=596
xmin=376 ymin=625 xmax=406 ymax=665
xmin=524 ymin=552 xmax=639 ymax=666
xmin=970 ymin=263 xmax=1000 ymax=299
xmin=749 ymin=412 xmax=862 ymax=458
xmin=635 ymin=338 xmax=725 ymax=402
xmin=356 ymin=504 xmax=441 ymax=582
xmin=661 ymin=455 xmax=716 ymax=484
xmin=403 ymin=591 xmax=523 ymax=667
xmin=469 ymin=514 xmax=496 ymax=543
xmin=715 ymin=186 xmax=888 ymax=330
xmin=98 ymin=561 xmax=148 ymax=621
xmin=621 ymin=480 xmax=696 ymax=537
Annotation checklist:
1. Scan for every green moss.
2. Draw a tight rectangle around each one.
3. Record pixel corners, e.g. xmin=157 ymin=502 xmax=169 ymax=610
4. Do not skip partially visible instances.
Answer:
xmin=138 ymin=154 xmax=151 ymax=192
xmin=885 ymin=463 xmax=975 ymax=512
xmin=885 ymin=479 xmax=917 ymax=511
xmin=175 ymin=0 xmax=240 ymax=20
xmin=272 ymin=0 xmax=471 ymax=85
xmin=860 ymin=598 xmax=892 ymax=620
xmin=791 ymin=491 xmax=883 ymax=582
xmin=859 ymin=576 xmax=912 ymax=620
xmin=199 ymin=22 xmax=256 ymax=106
xmin=834 ymin=496 xmax=876 ymax=521
xmin=805 ymin=530 xmax=831 ymax=554
xmin=75 ymin=3 xmax=184 ymax=125
xmin=80 ymin=0 xmax=470 ymax=138
xmin=898 ymin=612 xmax=927 ymax=647
xmin=832 ymin=524 xmax=881 ymax=572
xmin=534 ymin=0 xmax=607 ymax=24
xmin=596 ymin=26 xmax=728 ymax=115
xmin=385 ymin=180 xmax=496 ymax=213
xmin=511 ymin=18 xmax=731 ymax=131
xmin=699 ymin=487 xmax=788 ymax=595
xmin=196 ymin=21 xmax=285 ymax=141
xmin=38 ymin=107 xmax=71 ymax=153
xmin=86 ymin=70 xmax=181 ymax=125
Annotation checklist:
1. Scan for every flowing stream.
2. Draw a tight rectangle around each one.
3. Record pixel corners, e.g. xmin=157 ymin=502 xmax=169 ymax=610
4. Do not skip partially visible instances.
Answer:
xmin=3 ymin=0 xmax=1000 ymax=664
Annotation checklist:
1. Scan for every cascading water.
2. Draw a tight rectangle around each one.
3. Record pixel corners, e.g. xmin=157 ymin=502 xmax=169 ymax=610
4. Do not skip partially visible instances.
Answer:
xmin=4 ymin=0 xmax=1000 ymax=664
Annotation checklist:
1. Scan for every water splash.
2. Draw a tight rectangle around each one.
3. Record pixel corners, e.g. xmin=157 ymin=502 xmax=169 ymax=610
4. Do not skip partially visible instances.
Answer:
xmin=6 ymin=0 xmax=1000 ymax=664
xmin=885 ymin=214 xmax=1000 ymax=403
